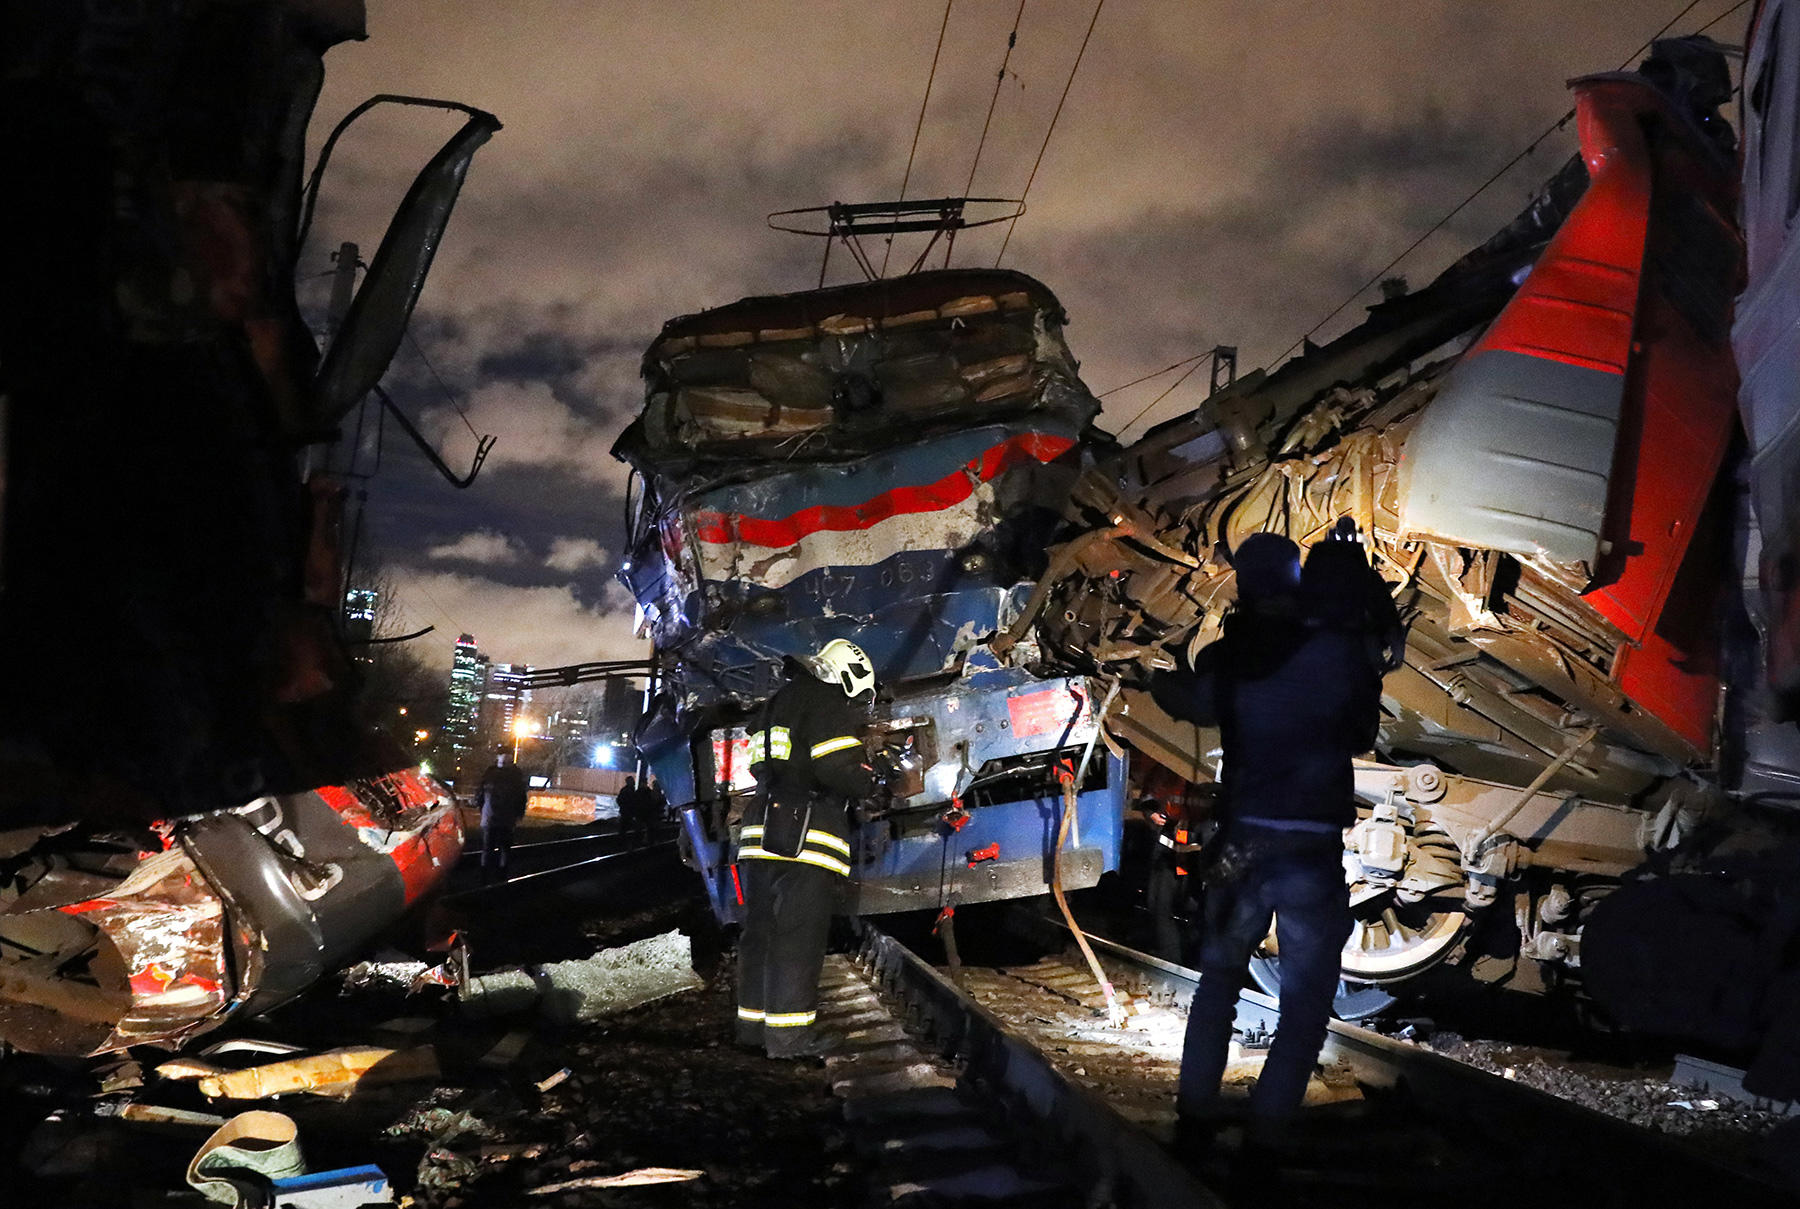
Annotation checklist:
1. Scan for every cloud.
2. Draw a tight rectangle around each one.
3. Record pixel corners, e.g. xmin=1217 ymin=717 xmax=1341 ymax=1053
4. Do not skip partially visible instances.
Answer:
xmin=419 ymin=379 xmax=622 ymax=485
xmin=545 ymin=537 xmax=611 ymax=573
xmin=390 ymin=568 xmax=647 ymax=670
xmin=426 ymin=530 xmax=523 ymax=565
xmin=303 ymin=0 xmax=1692 ymax=669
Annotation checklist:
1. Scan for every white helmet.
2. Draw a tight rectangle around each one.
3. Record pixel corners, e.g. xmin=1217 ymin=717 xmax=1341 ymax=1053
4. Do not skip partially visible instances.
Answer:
xmin=815 ymin=638 xmax=875 ymax=699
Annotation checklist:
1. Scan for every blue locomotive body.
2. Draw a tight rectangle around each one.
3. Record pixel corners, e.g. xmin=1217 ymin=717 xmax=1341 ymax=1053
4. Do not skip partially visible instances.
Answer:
xmin=613 ymin=269 xmax=1125 ymax=920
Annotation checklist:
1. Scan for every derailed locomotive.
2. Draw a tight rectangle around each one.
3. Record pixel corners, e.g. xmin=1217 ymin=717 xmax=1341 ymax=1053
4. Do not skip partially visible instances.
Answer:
xmin=1015 ymin=36 xmax=1800 ymax=1027
xmin=615 ymin=271 xmax=1126 ymax=921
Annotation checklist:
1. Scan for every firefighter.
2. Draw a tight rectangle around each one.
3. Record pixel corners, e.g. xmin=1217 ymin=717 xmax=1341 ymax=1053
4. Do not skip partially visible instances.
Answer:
xmin=735 ymin=638 xmax=877 ymax=1059
xmin=1141 ymin=795 xmax=1200 ymax=963
xmin=1150 ymin=529 xmax=1381 ymax=1150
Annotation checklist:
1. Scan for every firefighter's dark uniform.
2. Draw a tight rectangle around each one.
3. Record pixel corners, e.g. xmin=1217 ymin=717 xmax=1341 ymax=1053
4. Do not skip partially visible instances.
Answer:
xmin=735 ymin=671 xmax=872 ymax=1057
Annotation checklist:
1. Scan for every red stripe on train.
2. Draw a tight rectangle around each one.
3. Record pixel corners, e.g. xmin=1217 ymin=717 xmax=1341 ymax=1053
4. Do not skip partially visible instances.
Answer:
xmin=691 ymin=432 xmax=1075 ymax=547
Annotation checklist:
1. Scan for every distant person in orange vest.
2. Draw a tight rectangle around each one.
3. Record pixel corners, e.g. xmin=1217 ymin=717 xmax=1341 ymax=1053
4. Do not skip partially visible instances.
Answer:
xmin=1141 ymin=795 xmax=1200 ymax=963
xmin=477 ymin=747 xmax=529 ymax=882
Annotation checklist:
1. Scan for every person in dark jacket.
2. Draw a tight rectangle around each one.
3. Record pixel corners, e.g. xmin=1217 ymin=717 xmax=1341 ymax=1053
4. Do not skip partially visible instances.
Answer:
xmin=477 ymin=747 xmax=530 ymax=882
xmin=736 ymin=638 xmax=876 ymax=1059
xmin=1141 ymin=795 xmax=1200 ymax=963
xmin=645 ymin=776 xmax=669 ymax=827
xmin=1150 ymin=528 xmax=1383 ymax=1145
xmin=617 ymin=775 xmax=648 ymax=847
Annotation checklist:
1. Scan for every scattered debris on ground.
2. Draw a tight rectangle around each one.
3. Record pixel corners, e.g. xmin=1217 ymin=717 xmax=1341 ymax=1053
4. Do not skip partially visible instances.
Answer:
xmin=3 ymin=851 xmax=864 ymax=1208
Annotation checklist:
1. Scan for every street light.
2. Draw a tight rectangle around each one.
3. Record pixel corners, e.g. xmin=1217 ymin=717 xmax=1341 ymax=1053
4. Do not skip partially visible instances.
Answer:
xmin=511 ymin=716 xmax=542 ymax=761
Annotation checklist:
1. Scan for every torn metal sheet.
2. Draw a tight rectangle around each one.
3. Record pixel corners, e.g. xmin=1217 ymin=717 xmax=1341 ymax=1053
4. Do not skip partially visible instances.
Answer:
xmin=0 ymin=768 xmax=461 ymax=1056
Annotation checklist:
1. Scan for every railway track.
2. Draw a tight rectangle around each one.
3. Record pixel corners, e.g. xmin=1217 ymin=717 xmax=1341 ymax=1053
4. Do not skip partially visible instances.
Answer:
xmin=422 ymin=835 xmax=1795 ymax=1203
xmin=816 ymin=914 xmax=1799 ymax=1208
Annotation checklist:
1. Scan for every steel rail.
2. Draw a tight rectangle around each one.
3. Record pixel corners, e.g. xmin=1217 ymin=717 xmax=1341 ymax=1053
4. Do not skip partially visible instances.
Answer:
xmin=850 ymin=916 xmax=1227 ymax=1208
xmin=1014 ymin=909 xmax=1798 ymax=1206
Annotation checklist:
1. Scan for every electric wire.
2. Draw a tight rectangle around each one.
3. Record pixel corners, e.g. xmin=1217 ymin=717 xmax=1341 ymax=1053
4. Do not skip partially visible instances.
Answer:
xmin=1109 ymin=0 xmax=1724 ymax=438
xmin=1115 ymin=356 xmax=1209 ymax=436
xmin=1096 ymin=351 xmax=1210 ymax=398
xmin=882 ymin=0 xmax=956 ymax=278
xmin=994 ymin=0 xmax=1106 ymax=267
xmin=962 ymin=0 xmax=1030 ymax=201
xmin=1694 ymin=0 xmax=1752 ymax=36
xmin=404 ymin=328 xmax=482 ymax=440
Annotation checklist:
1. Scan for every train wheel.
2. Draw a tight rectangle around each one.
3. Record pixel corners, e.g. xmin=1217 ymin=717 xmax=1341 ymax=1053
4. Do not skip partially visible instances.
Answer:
xmin=1339 ymin=895 xmax=1466 ymax=984
xmin=1247 ymin=895 xmax=1466 ymax=1021
xmin=1248 ymin=953 xmax=1396 ymax=1021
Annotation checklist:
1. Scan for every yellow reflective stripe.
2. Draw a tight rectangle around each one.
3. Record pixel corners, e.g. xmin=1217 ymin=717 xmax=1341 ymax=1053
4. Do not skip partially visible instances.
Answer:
xmin=737 ymin=1007 xmax=765 ymax=1021
xmin=764 ymin=1010 xmax=816 ymax=1028
xmin=737 ymin=847 xmax=851 ymax=876
xmin=740 ymin=825 xmax=764 ymax=839
xmin=810 ymin=735 xmax=860 ymax=759
xmin=791 ymin=850 xmax=851 ymax=876
xmin=805 ymin=829 xmax=851 ymax=856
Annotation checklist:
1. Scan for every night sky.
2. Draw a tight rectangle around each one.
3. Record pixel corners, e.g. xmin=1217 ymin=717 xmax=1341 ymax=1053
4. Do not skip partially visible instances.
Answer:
xmin=295 ymin=0 xmax=1746 ymax=676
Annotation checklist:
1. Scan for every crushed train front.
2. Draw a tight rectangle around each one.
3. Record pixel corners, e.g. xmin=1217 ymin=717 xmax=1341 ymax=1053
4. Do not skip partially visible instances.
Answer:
xmin=614 ymin=269 xmax=1126 ymax=920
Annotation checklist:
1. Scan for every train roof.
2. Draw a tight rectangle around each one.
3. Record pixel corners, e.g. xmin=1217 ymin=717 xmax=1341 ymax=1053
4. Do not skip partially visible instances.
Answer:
xmin=645 ymin=269 xmax=1066 ymax=365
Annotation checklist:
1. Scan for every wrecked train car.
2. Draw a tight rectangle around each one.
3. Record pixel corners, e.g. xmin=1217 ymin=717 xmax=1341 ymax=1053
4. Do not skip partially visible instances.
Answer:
xmin=615 ymin=270 xmax=1126 ymax=919
xmin=0 ymin=770 xmax=459 ymax=1056
xmin=1014 ymin=43 xmax=1765 ymax=1014
xmin=0 ymin=1 xmax=491 ymax=1050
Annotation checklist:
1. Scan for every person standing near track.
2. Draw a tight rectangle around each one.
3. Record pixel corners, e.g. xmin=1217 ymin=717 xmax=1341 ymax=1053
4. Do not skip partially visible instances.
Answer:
xmin=1150 ymin=528 xmax=1382 ymax=1150
xmin=617 ymin=775 xmax=647 ymax=847
xmin=1141 ymin=794 xmax=1200 ymax=963
xmin=477 ymin=746 xmax=529 ymax=883
xmin=735 ymin=638 xmax=877 ymax=1059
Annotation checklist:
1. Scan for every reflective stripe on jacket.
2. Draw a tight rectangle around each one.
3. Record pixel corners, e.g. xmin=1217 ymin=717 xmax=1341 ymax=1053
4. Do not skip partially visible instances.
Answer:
xmin=736 ymin=672 xmax=873 ymax=878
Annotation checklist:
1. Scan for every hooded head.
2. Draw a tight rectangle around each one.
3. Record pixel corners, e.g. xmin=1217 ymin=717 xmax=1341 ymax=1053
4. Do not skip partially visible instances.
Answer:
xmin=1230 ymin=532 xmax=1302 ymax=605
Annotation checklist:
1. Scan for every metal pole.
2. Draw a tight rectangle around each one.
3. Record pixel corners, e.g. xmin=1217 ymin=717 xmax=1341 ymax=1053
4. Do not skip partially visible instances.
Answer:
xmin=326 ymin=241 xmax=359 ymax=348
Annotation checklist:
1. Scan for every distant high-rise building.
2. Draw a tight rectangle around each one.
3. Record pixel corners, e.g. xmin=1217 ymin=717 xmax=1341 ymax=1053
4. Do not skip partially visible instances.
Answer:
xmin=344 ymin=587 xmax=379 ymax=663
xmin=447 ymin=634 xmax=484 ymax=764
xmin=479 ymin=662 xmax=530 ymax=746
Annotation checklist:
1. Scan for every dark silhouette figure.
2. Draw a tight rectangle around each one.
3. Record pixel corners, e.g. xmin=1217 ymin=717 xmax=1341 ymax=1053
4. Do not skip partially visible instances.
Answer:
xmin=617 ymin=775 xmax=648 ymax=847
xmin=1141 ymin=796 xmax=1199 ymax=963
xmin=1150 ymin=528 xmax=1384 ymax=1149
xmin=477 ymin=748 xmax=529 ymax=882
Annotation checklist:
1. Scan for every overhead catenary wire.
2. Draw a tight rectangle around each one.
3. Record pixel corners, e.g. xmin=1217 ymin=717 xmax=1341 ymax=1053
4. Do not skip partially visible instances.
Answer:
xmin=994 ymin=0 xmax=1106 ymax=267
xmin=962 ymin=0 xmax=1030 ymax=200
xmin=1107 ymin=0 xmax=1727 ymax=439
xmin=405 ymin=328 xmax=482 ymax=441
xmin=881 ymin=0 xmax=956 ymax=278
xmin=1097 ymin=351 xmax=1210 ymax=399
xmin=1115 ymin=356 xmax=1210 ymax=437
xmin=1694 ymin=0 xmax=1752 ymax=36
